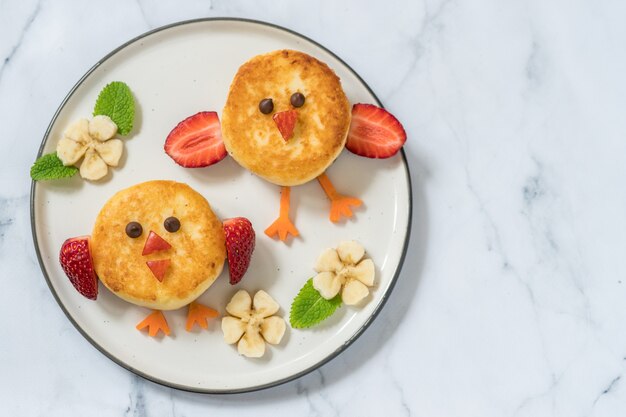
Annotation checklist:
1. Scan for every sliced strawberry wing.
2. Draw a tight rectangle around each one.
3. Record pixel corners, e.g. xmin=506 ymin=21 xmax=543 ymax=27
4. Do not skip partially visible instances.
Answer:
xmin=164 ymin=111 xmax=227 ymax=167
xmin=223 ymin=217 xmax=256 ymax=285
xmin=59 ymin=236 xmax=98 ymax=300
xmin=346 ymin=104 xmax=406 ymax=159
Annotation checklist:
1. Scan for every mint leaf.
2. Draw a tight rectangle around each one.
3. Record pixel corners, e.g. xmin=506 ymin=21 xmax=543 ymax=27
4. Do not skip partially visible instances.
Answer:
xmin=290 ymin=278 xmax=342 ymax=329
xmin=30 ymin=153 xmax=78 ymax=181
xmin=93 ymin=81 xmax=135 ymax=135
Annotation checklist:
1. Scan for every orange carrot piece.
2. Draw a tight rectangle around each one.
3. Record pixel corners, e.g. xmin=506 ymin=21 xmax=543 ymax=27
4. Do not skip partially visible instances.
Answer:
xmin=136 ymin=310 xmax=171 ymax=337
xmin=264 ymin=187 xmax=300 ymax=241
xmin=317 ymin=173 xmax=363 ymax=222
xmin=185 ymin=301 xmax=219 ymax=331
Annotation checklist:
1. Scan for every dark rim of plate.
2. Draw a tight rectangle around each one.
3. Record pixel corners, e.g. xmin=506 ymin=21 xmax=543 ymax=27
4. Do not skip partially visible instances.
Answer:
xmin=29 ymin=17 xmax=413 ymax=395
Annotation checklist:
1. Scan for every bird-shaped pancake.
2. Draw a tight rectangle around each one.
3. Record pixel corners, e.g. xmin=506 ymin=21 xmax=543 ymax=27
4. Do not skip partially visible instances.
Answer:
xmin=164 ymin=50 xmax=406 ymax=241
xmin=59 ymin=180 xmax=256 ymax=336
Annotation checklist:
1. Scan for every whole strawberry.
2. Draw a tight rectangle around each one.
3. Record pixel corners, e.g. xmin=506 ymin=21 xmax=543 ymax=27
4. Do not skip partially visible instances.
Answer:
xmin=59 ymin=236 xmax=98 ymax=300
xmin=223 ymin=217 xmax=255 ymax=285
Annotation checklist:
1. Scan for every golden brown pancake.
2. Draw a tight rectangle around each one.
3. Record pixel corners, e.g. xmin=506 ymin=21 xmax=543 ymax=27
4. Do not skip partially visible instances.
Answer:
xmin=91 ymin=181 xmax=226 ymax=310
xmin=221 ymin=50 xmax=351 ymax=186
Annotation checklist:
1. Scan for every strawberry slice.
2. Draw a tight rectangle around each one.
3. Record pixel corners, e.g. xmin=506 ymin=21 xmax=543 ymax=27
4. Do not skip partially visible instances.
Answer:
xmin=59 ymin=236 xmax=98 ymax=300
xmin=272 ymin=110 xmax=297 ymax=141
xmin=164 ymin=111 xmax=227 ymax=167
xmin=346 ymin=104 xmax=406 ymax=158
xmin=142 ymin=231 xmax=172 ymax=256
xmin=223 ymin=217 xmax=255 ymax=285
xmin=146 ymin=259 xmax=171 ymax=282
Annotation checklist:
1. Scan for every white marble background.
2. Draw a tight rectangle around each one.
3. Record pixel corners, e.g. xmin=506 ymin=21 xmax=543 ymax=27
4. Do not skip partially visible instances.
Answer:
xmin=2 ymin=0 xmax=626 ymax=415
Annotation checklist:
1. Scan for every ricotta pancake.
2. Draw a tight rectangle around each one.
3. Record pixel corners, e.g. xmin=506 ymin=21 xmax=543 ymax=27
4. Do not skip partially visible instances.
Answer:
xmin=221 ymin=50 xmax=351 ymax=186
xmin=91 ymin=181 xmax=226 ymax=310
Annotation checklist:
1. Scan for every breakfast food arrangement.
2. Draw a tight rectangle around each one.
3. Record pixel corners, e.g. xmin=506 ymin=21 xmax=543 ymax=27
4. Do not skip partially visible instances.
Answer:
xmin=32 ymin=27 xmax=409 ymax=384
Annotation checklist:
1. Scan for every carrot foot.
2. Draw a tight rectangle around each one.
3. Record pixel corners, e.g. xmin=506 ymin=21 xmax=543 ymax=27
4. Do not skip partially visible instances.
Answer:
xmin=185 ymin=301 xmax=219 ymax=331
xmin=136 ymin=310 xmax=171 ymax=337
xmin=265 ymin=217 xmax=299 ymax=241
xmin=264 ymin=186 xmax=300 ymax=241
xmin=329 ymin=196 xmax=363 ymax=223
xmin=317 ymin=173 xmax=363 ymax=223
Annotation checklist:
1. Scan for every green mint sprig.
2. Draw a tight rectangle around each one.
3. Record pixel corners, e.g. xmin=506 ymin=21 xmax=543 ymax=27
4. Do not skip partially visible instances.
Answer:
xmin=290 ymin=278 xmax=342 ymax=329
xmin=93 ymin=81 xmax=135 ymax=135
xmin=30 ymin=153 xmax=78 ymax=181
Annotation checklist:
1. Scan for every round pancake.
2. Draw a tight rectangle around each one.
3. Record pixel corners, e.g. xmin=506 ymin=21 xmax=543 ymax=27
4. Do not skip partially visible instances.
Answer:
xmin=221 ymin=50 xmax=351 ymax=186
xmin=91 ymin=181 xmax=226 ymax=310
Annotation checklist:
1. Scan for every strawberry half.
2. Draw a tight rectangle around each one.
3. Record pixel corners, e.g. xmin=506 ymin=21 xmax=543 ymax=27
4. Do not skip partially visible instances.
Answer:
xmin=223 ymin=217 xmax=255 ymax=285
xmin=164 ymin=111 xmax=227 ymax=167
xmin=346 ymin=104 xmax=407 ymax=158
xmin=59 ymin=236 xmax=98 ymax=300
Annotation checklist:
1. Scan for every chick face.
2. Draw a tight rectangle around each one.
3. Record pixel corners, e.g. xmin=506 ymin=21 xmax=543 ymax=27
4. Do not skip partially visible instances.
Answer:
xmin=221 ymin=50 xmax=352 ymax=186
xmin=91 ymin=181 xmax=226 ymax=310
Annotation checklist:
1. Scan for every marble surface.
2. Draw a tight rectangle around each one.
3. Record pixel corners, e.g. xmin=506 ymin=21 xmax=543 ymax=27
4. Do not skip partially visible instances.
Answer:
xmin=2 ymin=0 xmax=626 ymax=415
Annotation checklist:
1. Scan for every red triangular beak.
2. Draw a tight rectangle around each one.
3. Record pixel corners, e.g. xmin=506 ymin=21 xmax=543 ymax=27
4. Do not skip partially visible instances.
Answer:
xmin=142 ymin=231 xmax=172 ymax=256
xmin=272 ymin=110 xmax=297 ymax=141
xmin=146 ymin=259 xmax=171 ymax=282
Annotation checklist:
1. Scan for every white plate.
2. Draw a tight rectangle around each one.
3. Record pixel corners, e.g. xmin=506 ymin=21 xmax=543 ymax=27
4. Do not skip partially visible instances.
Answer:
xmin=31 ymin=18 xmax=412 ymax=393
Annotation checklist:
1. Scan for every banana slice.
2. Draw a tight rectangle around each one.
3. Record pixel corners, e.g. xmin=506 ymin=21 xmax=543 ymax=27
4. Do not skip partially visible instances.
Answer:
xmin=95 ymin=139 xmax=123 ymax=166
xmin=64 ymin=119 xmax=91 ymax=144
xmin=342 ymin=279 xmax=370 ymax=305
xmin=312 ymin=241 xmax=375 ymax=306
xmin=350 ymin=258 xmax=375 ymax=286
xmin=89 ymin=115 xmax=118 ymax=141
xmin=315 ymin=248 xmax=343 ymax=273
xmin=56 ymin=137 xmax=87 ymax=166
xmin=337 ymin=240 xmax=365 ymax=265
xmin=222 ymin=316 xmax=246 ymax=344
xmin=238 ymin=329 xmax=265 ymax=358
xmin=226 ymin=290 xmax=252 ymax=318
xmin=221 ymin=290 xmax=286 ymax=358
xmin=79 ymin=148 xmax=108 ymax=180
xmin=261 ymin=316 xmax=286 ymax=344
xmin=253 ymin=290 xmax=280 ymax=318
xmin=313 ymin=271 xmax=342 ymax=299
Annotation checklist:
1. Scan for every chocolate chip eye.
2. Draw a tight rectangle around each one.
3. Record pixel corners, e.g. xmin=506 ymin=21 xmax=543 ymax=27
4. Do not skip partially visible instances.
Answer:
xmin=259 ymin=98 xmax=274 ymax=114
xmin=164 ymin=216 xmax=180 ymax=233
xmin=125 ymin=222 xmax=143 ymax=238
xmin=290 ymin=92 xmax=305 ymax=108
